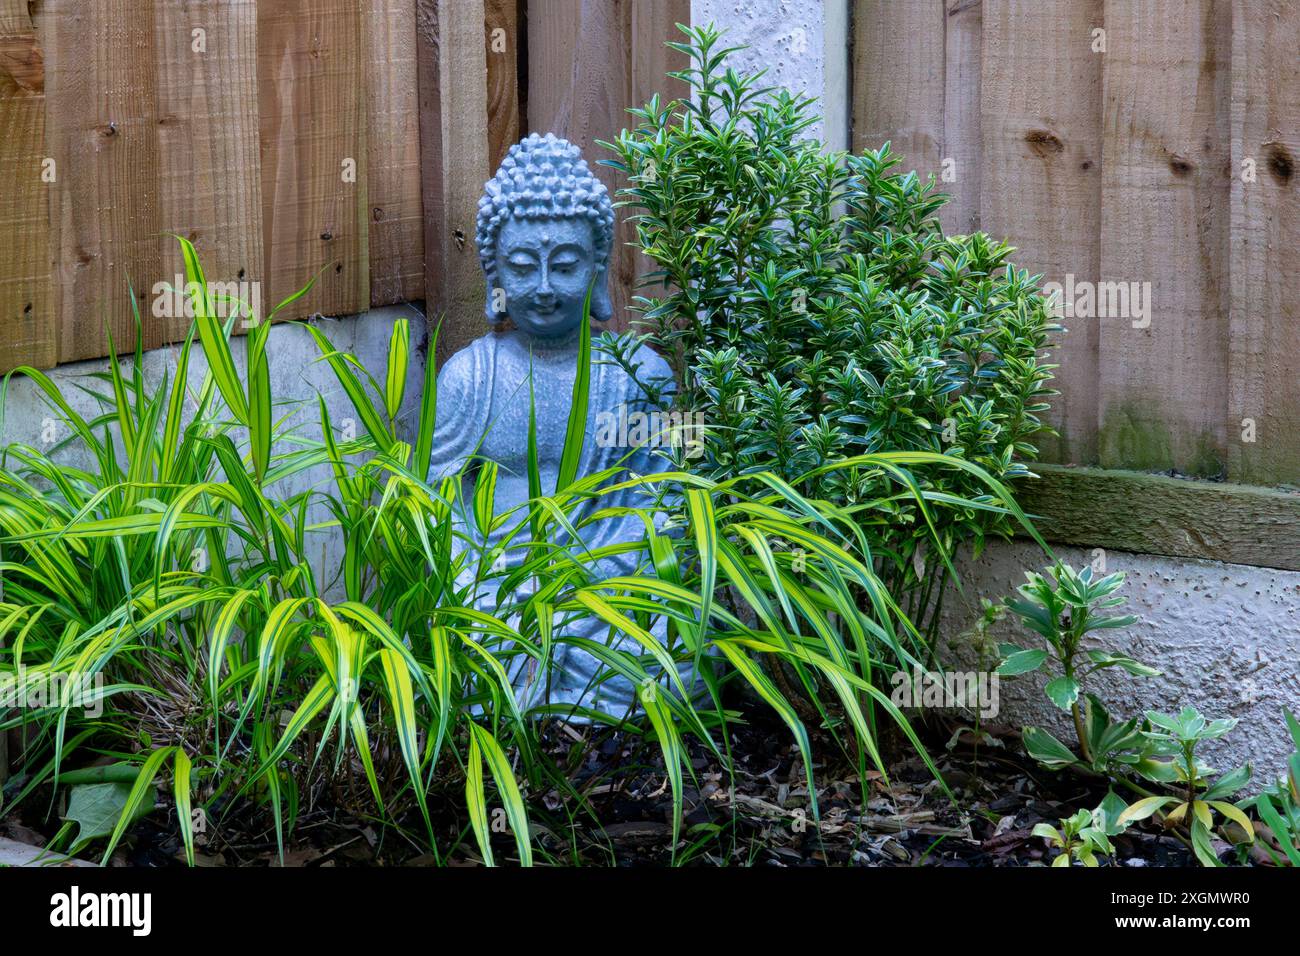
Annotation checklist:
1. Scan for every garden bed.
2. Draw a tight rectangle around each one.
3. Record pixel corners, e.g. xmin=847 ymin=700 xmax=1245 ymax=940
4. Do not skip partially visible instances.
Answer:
xmin=3 ymin=714 xmax=1210 ymax=868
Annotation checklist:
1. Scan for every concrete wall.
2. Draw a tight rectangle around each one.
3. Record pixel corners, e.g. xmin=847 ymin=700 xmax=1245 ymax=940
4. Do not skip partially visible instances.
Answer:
xmin=942 ymin=542 xmax=1300 ymax=790
xmin=692 ymin=0 xmax=849 ymax=149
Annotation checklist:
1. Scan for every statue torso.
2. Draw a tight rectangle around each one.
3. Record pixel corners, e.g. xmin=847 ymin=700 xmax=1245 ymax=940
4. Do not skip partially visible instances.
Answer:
xmin=429 ymin=327 xmax=673 ymax=542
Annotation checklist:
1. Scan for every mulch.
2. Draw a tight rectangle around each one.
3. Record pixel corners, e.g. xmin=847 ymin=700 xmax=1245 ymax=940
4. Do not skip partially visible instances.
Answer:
xmin=1 ymin=711 xmax=1202 ymax=867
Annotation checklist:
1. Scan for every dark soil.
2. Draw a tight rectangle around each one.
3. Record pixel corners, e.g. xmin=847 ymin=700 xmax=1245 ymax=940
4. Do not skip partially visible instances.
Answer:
xmin=3 ymin=709 xmax=1214 ymax=867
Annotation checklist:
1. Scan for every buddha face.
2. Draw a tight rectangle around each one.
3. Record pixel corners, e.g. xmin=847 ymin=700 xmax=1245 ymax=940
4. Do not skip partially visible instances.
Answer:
xmin=495 ymin=215 xmax=601 ymax=339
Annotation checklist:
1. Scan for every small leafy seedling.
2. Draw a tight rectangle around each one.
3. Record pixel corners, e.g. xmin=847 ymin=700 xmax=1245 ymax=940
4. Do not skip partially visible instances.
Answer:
xmin=1117 ymin=706 xmax=1254 ymax=868
xmin=998 ymin=562 xmax=1156 ymax=761
xmin=1022 ymin=693 xmax=1171 ymax=781
xmin=1033 ymin=807 xmax=1114 ymax=867
xmin=1247 ymin=707 xmax=1300 ymax=866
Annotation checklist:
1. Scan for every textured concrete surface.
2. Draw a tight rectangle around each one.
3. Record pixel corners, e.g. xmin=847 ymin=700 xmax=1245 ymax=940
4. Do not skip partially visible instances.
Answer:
xmin=0 ymin=835 xmax=94 ymax=867
xmin=693 ymin=0 xmax=846 ymax=146
xmin=941 ymin=541 xmax=1300 ymax=789
xmin=1 ymin=306 xmax=430 ymax=596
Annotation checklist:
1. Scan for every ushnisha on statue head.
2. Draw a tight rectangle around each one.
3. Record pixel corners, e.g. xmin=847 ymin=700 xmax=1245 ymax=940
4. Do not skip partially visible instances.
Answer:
xmin=476 ymin=133 xmax=616 ymax=338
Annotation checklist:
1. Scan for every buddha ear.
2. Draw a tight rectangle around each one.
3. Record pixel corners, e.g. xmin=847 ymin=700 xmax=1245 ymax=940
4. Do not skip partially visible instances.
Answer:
xmin=590 ymin=264 xmax=613 ymax=322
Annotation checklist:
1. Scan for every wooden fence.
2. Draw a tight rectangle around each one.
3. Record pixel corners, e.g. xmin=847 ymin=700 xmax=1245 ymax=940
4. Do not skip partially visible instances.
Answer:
xmin=1 ymin=1 xmax=1296 ymax=565
xmin=0 ymin=0 xmax=684 ymax=372
xmin=0 ymin=0 xmax=422 ymax=367
xmin=853 ymin=0 xmax=1298 ymax=490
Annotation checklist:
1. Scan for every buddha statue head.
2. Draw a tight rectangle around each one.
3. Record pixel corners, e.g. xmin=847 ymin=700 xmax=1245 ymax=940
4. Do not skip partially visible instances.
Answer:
xmin=476 ymin=133 xmax=616 ymax=338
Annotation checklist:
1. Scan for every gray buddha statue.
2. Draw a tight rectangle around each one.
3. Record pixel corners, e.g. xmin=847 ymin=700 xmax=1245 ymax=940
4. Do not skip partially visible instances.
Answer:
xmin=427 ymin=133 xmax=683 ymax=717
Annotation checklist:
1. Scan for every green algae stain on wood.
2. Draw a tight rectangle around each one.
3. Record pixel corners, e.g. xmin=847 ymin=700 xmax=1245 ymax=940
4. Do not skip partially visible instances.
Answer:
xmin=1099 ymin=403 xmax=1225 ymax=479
xmin=1015 ymin=465 xmax=1300 ymax=572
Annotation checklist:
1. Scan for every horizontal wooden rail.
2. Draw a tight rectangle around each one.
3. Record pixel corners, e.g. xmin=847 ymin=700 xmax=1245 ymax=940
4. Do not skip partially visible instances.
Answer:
xmin=1014 ymin=464 xmax=1300 ymax=573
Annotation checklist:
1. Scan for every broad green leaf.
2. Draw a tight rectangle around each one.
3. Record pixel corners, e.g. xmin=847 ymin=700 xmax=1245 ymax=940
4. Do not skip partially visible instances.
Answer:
xmin=65 ymin=781 xmax=154 ymax=846
xmin=1022 ymin=726 xmax=1078 ymax=770
xmin=1044 ymin=675 xmax=1080 ymax=711
xmin=1117 ymin=796 xmax=1176 ymax=826
xmin=1208 ymin=801 xmax=1253 ymax=841
xmin=997 ymin=648 xmax=1047 ymax=676
xmin=1031 ymin=822 xmax=1062 ymax=845
xmin=1190 ymin=817 xmax=1223 ymax=867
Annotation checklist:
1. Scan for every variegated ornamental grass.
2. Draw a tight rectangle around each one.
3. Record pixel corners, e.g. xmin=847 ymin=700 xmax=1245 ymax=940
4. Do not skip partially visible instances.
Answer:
xmin=0 ymin=239 xmax=1039 ymax=865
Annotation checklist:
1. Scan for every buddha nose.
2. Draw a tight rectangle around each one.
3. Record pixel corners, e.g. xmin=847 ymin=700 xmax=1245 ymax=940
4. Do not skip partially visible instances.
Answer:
xmin=536 ymin=262 xmax=554 ymax=298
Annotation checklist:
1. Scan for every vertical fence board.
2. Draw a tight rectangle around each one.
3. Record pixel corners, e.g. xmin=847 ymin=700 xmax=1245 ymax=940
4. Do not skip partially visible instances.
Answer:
xmin=257 ymin=0 xmax=368 ymax=323
xmin=628 ymin=0 xmax=690 ymax=132
xmin=625 ymin=0 xmax=690 ymax=325
xmin=41 ymin=0 xmax=164 ymax=362
xmin=154 ymin=0 xmax=263 ymax=340
xmin=366 ymin=0 xmax=424 ymax=307
xmin=1096 ymin=0 xmax=1231 ymax=477
xmin=415 ymin=0 xmax=446 ymax=351
xmin=417 ymin=0 xmax=490 ymax=364
xmin=0 ymin=0 xmax=54 ymax=371
xmin=526 ymin=0 xmax=628 ymax=329
xmin=1229 ymin=0 xmax=1300 ymax=486
xmin=485 ymin=0 xmax=521 ymax=172
xmin=981 ymin=0 xmax=1103 ymax=465
xmin=526 ymin=0 xmax=687 ymax=331
xmin=942 ymin=0 xmax=982 ymax=236
xmin=852 ymin=0 xmax=945 ymax=178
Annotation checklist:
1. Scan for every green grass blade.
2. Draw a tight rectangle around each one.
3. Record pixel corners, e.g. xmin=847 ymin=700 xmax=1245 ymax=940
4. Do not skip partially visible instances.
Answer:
xmin=385 ymin=318 xmax=409 ymax=422
xmin=467 ymin=722 xmax=533 ymax=866
xmin=100 ymin=746 xmax=176 ymax=865
xmin=556 ymin=282 xmax=594 ymax=491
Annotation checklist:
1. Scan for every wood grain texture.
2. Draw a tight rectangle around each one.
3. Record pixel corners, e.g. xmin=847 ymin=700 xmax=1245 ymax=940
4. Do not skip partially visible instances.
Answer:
xmin=526 ymin=0 xmax=629 ymax=328
xmin=526 ymin=0 xmax=687 ymax=332
xmin=1097 ymin=0 xmax=1231 ymax=477
xmin=485 ymin=0 xmax=520 ymax=172
xmin=40 ymin=0 xmax=164 ymax=362
xmin=852 ymin=0 xmax=945 ymax=178
xmin=417 ymin=0 xmax=490 ymax=364
xmin=257 ymin=0 xmax=368 ymax=322
xmin=941 ymin=0 xmax=981 ymax=236
xmin=366 ymin=0 xmax=424 ymax=307
xmin=415 ymin=0 xmax=446 ymax=348
xmin=154 ymin=0 xmax=263 ymax=340
xmin=0 ymin=0 xmax=54 ymax=371
xmin=981 ymin=0 xmax=1103 ymax=466
xmin=1228 ymin=0 xmax=1300 ymax=486
xmin=1016 ymin=465 xmax=1300 ymax=572
xmin=626 ymin=0 xmax=690 ymax=325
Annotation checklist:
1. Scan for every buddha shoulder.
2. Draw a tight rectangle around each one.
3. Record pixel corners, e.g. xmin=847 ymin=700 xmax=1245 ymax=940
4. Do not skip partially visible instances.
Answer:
xmin=436 ymin=332 xmax=502 ymax=392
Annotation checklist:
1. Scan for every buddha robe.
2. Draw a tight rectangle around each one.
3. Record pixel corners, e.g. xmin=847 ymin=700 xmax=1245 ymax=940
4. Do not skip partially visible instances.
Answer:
xmin=427 ymin=327 xmax=690 ymax=717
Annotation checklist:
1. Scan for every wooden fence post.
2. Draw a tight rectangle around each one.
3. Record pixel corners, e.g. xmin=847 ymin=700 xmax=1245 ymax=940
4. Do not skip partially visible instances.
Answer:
xmin=0 ymin=0 xmax=56 ymax=373
xmin=416 ymin=0 xmax=492 ymax=367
